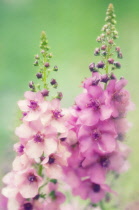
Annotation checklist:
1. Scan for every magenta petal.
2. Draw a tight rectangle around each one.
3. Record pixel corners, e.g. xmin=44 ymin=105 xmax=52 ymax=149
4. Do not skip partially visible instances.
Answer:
xmin=78 ymin=109 xmax=99 ymax=126
xmin=100 ymin=105 xmax=112 ymax=121
xmin=88 ymin=86 xmax=103 ymax=98
xmin=99 ymin=134 xmax=116 ymax=153
xmin=88 ymin=164 xmax=106 ymax=184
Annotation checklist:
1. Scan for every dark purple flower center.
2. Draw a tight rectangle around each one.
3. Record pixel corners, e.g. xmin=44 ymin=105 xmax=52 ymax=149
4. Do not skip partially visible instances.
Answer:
xmin=34 ymin=133 xmax=44 ymax=143
xmin=92 ymin=129 xmax=101 ymax=141
xmin=112 ymin=92 xmax=124 ymax=102
xmin=48 ymin=156 xmax=55 ymax=164
xmin=18 ymin=144 xmax=24 ymax=153
xmin=52 ymin=110 xmax=63 ymax=119
xmin=100 ymin=156 xmax=110 ymax=168
xmin=23 ymin=112 xmax=27 ymax=117
xmin=23 ymin=203 xmax=33 ymax=210
xmin=28 ymin=174 xmax=37 ymax=182
xmin=117 ymin=133 xmax=125 ymax=141
xmin=87 ymin=99 xmax=100 ymax=111
xmin=60 ymin=137 xmax=66 ymax=141
xmin=92 ymin=183 xmax=101 ymax=193
xmin=28 ymin=100 xmax=39 ymax=110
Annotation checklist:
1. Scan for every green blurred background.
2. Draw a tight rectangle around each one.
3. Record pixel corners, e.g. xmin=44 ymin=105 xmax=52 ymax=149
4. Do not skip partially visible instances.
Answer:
xmin=0 ymin=0 xmax=139 ymax=209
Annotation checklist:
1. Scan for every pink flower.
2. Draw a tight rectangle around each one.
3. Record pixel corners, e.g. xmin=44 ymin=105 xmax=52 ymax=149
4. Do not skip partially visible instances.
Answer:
xmin=14 ymin=168 xmax=42 ymax=198
xmin=78 ymin=120 xmax=117 ymax=155
xmin=73 ymin=179 xmax=114 ymax=203
xmin=18 ymin=91 xmax=48 ymax=121
xmin=106 ymin=78 xmax=134 ymax=117
xmin=75 ymin=85 xmax=112 ymax=126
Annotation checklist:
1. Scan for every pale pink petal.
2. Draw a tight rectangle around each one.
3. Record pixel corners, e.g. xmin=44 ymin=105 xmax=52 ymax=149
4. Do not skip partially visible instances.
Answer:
xmin=13 ymin=154 xmax=29 ymax=171
xmin=51 ymin=120 xmax=66 ymax=133
xmin=88 ymin=86 xmax=103 ymax=98
xmin=25 ymin=140 xmax=44 ymax=159
xmin=19 ymin=181 xmax=38 ymax=198
xmin=44 ymin=139 xmax=57 ymax=156
xmin=17 ymin=100 xmax=29 ymax=112
xmin=24 ymin=111 xmax=40 ymax=121
xmin=15 ymin=124 xmax=33 ymax=139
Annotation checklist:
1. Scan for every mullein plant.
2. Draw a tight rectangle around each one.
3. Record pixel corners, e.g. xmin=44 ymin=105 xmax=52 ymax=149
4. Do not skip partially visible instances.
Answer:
xmin=63 ymin=3 xmax=134 ymax=209
xmin=1 ymin=4 xmax=134 ymax=210
xmin=1 ymin=32 xmax=71 ymax=210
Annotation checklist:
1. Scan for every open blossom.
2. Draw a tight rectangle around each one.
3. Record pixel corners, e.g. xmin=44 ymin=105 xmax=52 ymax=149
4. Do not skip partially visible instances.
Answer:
xmin=75 ymin=85 xmax=112 ymax=126
xmin=18 ymin=91 xmax=48 ymax=122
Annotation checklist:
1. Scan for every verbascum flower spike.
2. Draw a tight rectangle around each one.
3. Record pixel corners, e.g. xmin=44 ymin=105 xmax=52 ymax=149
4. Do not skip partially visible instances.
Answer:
xmin=1 ymin=32 xmax=70 ymax=210
xmin=64 ymin=4 xmax=134 ymax=209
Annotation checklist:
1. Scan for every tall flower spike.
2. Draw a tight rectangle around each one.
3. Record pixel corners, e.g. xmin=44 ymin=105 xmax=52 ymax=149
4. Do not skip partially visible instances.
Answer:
xmin=30 ymin=31 xmax=61 ymax=99
xmin=65 ymin=4 xmax=134 ymax=210
xmin=91 ymin=3 xmax=123 ymax=77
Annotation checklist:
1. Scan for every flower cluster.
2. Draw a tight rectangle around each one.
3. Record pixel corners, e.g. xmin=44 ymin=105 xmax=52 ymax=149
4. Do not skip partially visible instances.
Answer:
xmin=63 ymin=4 xmax=134 ymax=206
xmin=1 ymin=32 xmax=70 ymax=210
xmin=1 ymin=4 xmax=134 ymax=210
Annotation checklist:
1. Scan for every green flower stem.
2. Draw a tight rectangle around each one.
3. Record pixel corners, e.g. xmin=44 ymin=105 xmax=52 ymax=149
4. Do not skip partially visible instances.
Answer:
xmin=38 ymin=164 xmax=43 ymax=177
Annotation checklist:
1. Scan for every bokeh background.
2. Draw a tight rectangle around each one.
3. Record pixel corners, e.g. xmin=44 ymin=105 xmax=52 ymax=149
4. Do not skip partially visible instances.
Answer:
xmin=0 ymin=0 xmax=139 ymax=209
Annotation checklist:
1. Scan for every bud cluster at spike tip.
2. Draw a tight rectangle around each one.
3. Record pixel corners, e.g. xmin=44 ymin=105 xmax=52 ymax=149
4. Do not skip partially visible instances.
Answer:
xmin=90 ymin=3 xmax=123 ymax=74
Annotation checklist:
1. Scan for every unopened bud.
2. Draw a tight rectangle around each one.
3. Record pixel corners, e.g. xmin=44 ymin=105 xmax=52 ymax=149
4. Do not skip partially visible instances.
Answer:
xmin=56 ymin=92 xmax=63 ymax=100
xmin=89 ymin=63 xmax=97 ymax=72
xmin=35 ymin=54 xmax=40 ymax=59
xmin=44 ymin=62 xmax=50 ymax=67
xmin=36 ymin=72 xmax=42 ymax=79
xmin=114 ymin=61 xmax=121 ymax=69
xmin=29 ymin=81 xmax=35 ymax=89
xmin=94 ymin=48 xmax=100 ymax=56
xmin=101 ymin=45 xmax=107 ymax=50
xmin=41 ymin=89 xmax=49 ymax=97
xmin=101 ymin=75 xmax=109 ymax=83
xmin=115 ymin=47 xmax=120 ymax=52
xmin=53 ymin=65 xmax=58 ymax=71
xmin=108 ymin=39 xmax=114 ymax=44
xmin=50 ymin=79 xmax=57 ymax=86
xmin=96 ymin=61 xmax=105 ymax=69
xmin=108 ymin=58 xmax=114 ymax=64
xmin=117 ymin=52 xmax=123 ymax=59
xmin=34 ymin=60 xmax=39 ymax=66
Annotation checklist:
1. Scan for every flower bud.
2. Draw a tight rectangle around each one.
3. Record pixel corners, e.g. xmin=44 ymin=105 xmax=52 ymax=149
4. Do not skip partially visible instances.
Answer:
xmin=108 ymin=58 xmax=114 ymax=64
xmin=94 ymin=48 xmax=100 ymax=56
xmin=110 ymin=73 xmax=116 ymax=80
xmin=41 ymin=89 xmax=49 ymax=97
xmin=50 ymin=79 xmax=57 ymax=85
xmin=108 ymin=39 xmax=114 ymax=44
xmin=101 ymin=74 xmax=109 ymax=83
xmin=33 ymin=60 xmax=39 ymax=66
xmin=96 ymin=61 xmax=105 ymax=69
xmin=53 ymin=65 xmax=58 ymax=71
xmin=35 ymin=54 xmax=40 ymax=59
xmin=115 ymin=46 xmax=120 ymax=52
xmin=96 ymin=36 xmax=101 ymax=42
xmin=114 ymin=61 xmax=121 ymax=68
xmin=101 ymin=45 xmax=107 ymax=50
xmin=101 ymin=51 xmax=107 ymax=56
xmin=117 ymin=52 xmax=123 ymax=59
xmin=57 ymin=92 xmax=63 ymax=100
xmin=44 ymin=62 xmax=50 ymax=67
xmin=29 ymin=81 xmax=35 ymax=89
xmin=89 ymin=63 xmax=97 ymax=72
xmin=41 ymin=50 xmax=45 ymax=54
xmin=36 ymin=72 xmax=42 ymax=79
